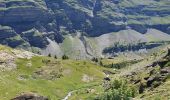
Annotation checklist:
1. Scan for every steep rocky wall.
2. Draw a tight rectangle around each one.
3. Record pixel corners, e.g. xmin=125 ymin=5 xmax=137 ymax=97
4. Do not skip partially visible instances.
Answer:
xmin=0 ymin=0 xmax=170 ymax=58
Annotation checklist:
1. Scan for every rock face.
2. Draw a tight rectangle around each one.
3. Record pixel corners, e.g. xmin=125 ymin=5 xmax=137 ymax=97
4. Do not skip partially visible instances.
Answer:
xmin=145 ymin=50 xmax=170 ymax=88
xmin=0 ymin=0 xmax=52 ymax=49
xmin=126 ymin=48 xmax=170 ymax=93
xmin=49 ymin=0 xmax=170 ymax=34
xmin=0 ymin=0 xmax=170 ymax=58
xmin=0 ymin=25 xmax=29 ymax=48
xmin=0 ymin=0 xmax=50 ymax=24
xmin=21 ymin=29 xmax=48 ymax=48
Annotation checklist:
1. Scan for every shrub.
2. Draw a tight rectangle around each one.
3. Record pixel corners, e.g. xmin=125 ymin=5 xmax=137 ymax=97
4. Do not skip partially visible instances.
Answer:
xmin=97 ymin=79 xmax=136 ymax=100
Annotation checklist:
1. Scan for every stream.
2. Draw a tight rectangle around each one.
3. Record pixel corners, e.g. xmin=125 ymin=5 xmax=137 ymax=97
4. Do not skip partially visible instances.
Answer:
xmin=62 ymin=91 xmax=75 ymax=100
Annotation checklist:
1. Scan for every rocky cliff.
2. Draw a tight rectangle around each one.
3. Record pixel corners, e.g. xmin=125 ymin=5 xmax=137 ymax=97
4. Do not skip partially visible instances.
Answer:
xmin=0 ymin=0 xmax=170 ymax=58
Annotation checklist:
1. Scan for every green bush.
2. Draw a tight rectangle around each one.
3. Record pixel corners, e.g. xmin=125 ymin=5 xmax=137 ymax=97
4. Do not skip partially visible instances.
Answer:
xmin=96 ymin=79 xmax=136 ymax=100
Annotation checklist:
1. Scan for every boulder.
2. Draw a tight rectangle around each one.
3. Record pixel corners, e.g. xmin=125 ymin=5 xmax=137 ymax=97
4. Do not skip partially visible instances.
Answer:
xmin=147 ymin=77 xmax=155 ymax=87
xmin=11 ymin=93 xmax=48 ymax=100
xmin=160 ymin=68 xmax=170 ymax=74
xmin=139 ymin=83 xmax=145 ymax=94
xmin=158 ymin=60 xmax=169 ymax=68
xmin=103 ymin=77 xmax=111 ymax=81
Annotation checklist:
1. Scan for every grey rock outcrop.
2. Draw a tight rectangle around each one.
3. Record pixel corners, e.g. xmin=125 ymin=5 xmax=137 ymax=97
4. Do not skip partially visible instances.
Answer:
xmin=11 ymin=93 xmax=48 ymax=100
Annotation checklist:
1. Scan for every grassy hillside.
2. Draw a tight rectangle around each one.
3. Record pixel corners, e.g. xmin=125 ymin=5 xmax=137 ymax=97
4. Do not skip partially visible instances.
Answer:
xmin=0 ymin=45 xmax=110 ymax=99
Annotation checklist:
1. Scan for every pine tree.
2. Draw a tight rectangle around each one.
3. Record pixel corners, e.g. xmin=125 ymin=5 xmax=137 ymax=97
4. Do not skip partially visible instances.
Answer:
xmin=62 ymin=54 xmax=69 ymax=60
xmin=100 ymin=61 xmax=103 ymax=66
xmin=48 ymin=53 xmax=51 ymax=57
xmin=54 ymin=55 xmax=57 ymax=59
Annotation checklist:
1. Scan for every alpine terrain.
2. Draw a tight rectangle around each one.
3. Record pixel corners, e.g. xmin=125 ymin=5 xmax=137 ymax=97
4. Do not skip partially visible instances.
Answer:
xmin=0 ymin=0 xmax=170 ymax=100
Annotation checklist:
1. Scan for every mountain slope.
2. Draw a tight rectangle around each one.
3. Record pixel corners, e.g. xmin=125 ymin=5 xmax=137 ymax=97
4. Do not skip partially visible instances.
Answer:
xmin=0 ymin=0 xmax=170 ymax=58
xmin=0 ymin=44 xmax=170 ymax=99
